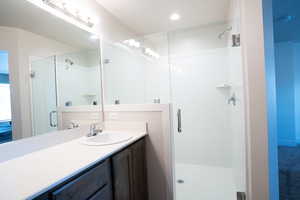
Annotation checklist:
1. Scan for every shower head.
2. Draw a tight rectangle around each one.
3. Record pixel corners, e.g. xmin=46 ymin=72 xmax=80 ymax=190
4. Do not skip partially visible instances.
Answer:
xmin=218 ymin=26 xmax=232 ymax=39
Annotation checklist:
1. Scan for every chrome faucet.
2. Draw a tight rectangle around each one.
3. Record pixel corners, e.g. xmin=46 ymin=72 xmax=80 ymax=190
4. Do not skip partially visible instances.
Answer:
xmin=68 ymin=122 xmax=79 ymax=129
xmin=87 ymin=123 xmax=103 ymax=137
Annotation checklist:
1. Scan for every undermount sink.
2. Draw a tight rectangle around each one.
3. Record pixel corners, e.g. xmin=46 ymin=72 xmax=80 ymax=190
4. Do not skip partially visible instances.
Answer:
xmin=79 ymin=131 xmax=133 ymax=146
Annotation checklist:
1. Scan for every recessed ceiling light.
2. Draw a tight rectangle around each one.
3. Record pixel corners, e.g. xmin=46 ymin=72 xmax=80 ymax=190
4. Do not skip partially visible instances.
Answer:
xmin=170 ymin=13 xmax=181 ymax=21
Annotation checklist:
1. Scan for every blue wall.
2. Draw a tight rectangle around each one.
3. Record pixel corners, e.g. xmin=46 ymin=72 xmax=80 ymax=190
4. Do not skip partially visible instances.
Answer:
xmin=274 ymin=43 xmax=297 ymax=146
xmin=273 ymin=0 xmax=300 ymax=43
xmin=264 ymin=0 xmax=279 ymax=199
xmin=0 ymin=51 xmax=11 ymax=143
xmin=0 ymin=73 xmax=9 ymax=83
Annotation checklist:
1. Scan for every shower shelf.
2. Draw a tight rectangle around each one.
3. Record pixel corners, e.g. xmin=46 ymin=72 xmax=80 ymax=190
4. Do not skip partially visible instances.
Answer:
xmin=216 ymin=84 xmax=231 ymax=89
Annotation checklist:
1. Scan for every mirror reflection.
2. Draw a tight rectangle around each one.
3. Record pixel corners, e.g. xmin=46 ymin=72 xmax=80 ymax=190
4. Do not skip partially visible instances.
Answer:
xmin=0 ymin=0 xmax=102 ymax=142
xmin=102 ymin=35 xmax=170 ymax=105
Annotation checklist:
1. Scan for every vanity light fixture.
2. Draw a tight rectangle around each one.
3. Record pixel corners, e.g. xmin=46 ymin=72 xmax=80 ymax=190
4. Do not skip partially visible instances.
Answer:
xmin=41 ymin=0 xmax=97 ymax=28
xmin=123 ymin=39 xmax=141 ymax=48
xmin=144 ymin=48 xmax=160 ymax=59
xmin=170 ymin=13 xmax=181 ymax=21
xmin=122 ymin=39 xmax=160 ymax=59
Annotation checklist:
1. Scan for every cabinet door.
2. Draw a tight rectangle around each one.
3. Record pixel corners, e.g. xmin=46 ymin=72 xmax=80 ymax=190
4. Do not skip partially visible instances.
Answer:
xmin=88 ymin=185 xmax=112 ymax=200
xmin=112 ymin=148 xmax=133 ymax=200
xmin=131 ymin=139 xmax=148 ymax=200
xmin=52 ymin=160 xmax=111 ymax=200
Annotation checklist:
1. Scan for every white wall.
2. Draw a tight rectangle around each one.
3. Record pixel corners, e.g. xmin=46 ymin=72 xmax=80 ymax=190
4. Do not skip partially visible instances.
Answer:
xmin=56 ymin=50 xmax=101 ymax=106
xmin=102 ymin=38 xmax=171 ymax=104
xmin=241 ymin=0 xmax=271 ymax=198
xmin=102 ymin=42 xmax=147 ymax=104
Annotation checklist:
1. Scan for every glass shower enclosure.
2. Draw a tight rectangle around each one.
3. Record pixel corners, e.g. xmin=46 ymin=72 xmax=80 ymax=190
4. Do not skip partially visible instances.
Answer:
xmin=169 ymin=24 xmax=246 ymax=200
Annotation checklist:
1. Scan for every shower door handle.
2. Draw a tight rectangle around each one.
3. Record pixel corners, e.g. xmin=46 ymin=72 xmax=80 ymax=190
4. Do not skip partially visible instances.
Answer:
xmin=177 ymin=109 xmax=182 ymax=133
xmin=49 ymin=110 xmax=57 ymax=128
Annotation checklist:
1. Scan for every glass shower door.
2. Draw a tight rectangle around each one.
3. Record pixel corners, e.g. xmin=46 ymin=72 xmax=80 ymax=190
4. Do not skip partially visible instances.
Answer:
xmin=31 ymin=56 xmax=58 ymax=136
xmin=169 ymin=24 xmax=246 ymax=200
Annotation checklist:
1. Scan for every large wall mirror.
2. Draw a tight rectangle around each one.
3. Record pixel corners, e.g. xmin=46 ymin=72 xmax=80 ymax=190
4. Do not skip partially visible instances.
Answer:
xmin=0 ymin=0 xmax=103 ymax=143
xmin=101 ymin=35 xmax=170 ymax=105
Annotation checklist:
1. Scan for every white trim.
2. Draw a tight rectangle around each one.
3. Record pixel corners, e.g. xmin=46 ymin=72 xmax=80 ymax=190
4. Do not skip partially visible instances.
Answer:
xmin=241 ymin=0 xmax=270 ymax=199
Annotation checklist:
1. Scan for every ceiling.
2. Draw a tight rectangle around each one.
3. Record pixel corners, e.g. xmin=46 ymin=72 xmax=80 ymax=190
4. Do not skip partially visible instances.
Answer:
xmin=0 ymin=0 xmax=98 ymax=49
xmin=95 ymin=0 xmax=230 ymax=35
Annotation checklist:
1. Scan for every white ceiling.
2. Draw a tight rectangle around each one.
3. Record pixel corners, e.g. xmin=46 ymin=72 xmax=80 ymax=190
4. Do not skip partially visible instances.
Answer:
xmin=95 ymin=0 xmax=230 ymax=35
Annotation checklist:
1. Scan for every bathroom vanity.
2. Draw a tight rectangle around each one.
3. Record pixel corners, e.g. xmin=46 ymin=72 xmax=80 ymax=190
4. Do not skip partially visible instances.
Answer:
xmin=0 ymin=127 xmax=148 ymax=200
xmin=34 ymin=138 xmax=147 ymax=200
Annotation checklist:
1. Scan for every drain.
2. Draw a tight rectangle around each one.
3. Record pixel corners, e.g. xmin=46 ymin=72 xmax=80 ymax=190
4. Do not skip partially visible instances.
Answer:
xmin=177 ymin=179 xmax=184 ymax=184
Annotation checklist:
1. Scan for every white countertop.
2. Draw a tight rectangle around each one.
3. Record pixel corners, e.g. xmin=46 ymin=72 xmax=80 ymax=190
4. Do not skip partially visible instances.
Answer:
xmin=0 ymin=130 xmax=147 ymax=200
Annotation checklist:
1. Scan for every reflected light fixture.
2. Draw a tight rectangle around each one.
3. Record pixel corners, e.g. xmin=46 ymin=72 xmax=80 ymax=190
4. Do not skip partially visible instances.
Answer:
xmin=41 ymin=0 xmax=96 ymax=28
xmin=123 ymin=39 xmax=141 ymax=48
xmin=170 ymin=13 xmax=181 ymax=21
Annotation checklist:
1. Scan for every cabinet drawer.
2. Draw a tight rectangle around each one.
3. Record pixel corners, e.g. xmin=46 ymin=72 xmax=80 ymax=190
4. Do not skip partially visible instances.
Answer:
xmin=52 ymin=159 xmax=111 ymax=200
xmin=89 ymin=185 xmax=112 ymax=200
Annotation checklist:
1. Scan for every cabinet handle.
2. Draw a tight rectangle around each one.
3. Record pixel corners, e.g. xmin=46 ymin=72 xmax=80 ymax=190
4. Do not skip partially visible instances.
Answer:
xmin=177 ymin=109 xmax=182 ymax=133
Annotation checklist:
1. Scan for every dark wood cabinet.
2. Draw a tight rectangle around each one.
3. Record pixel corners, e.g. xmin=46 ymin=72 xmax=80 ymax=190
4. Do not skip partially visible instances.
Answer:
xmin=131 ymin=139 xmax=148 ymax=200
xmin=33 ymin=138 xmax=147 ymax=200
xmin=112 ymin=139 xmax=148 ymax=200
xmin=112 ymin=149 xmax=133 ymax=200
xmin=52 ymin=159 xmax=112 ymax=200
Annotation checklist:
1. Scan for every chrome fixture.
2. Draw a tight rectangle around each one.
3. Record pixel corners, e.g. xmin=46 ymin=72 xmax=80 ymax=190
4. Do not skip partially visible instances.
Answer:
xmin=153 ymin=98 xmax=161 ymax=104
xmin=30 ymin=70 xmax=36 ymax=78
xmin=237 ymin=192 xmax=246 ymax=200
xmin=228 ymin=93 xmax=237 ymax=106
xmin=65 ymin=101 xmax=72 ymax=106
xmin=177 ymin=109 xmax=182 ymax=133
xmin=232 ymin=34 xmax=241 ymax=47
xmin=87 ymin=123 xmax=103 ymax=137
xmin=65 ymin=58 xmax=74 ymax=66
xmin=68 ymin=122 xmax=79 ymax=129
xmin=49 ymin=110 xmax=57 ymax=127
xmin=41 ymin=0 xmax=96 ymax=28
xmin=103 ymin=59 xmax=111 ymax=64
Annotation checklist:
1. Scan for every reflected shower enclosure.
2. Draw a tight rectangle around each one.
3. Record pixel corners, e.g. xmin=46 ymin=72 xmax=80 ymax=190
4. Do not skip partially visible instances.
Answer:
xmin=30 ymin=49 xmax=102 ymax=136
